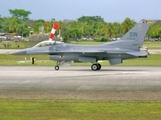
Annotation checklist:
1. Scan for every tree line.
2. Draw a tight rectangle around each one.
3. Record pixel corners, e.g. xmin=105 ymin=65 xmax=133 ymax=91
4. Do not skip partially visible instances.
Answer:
xmin=0 ymin=9 xmax=161 ymax=42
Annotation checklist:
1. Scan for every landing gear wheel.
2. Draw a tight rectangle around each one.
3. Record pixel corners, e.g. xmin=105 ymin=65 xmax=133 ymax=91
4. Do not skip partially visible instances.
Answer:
xmin=55 ymin=66 xmax=59 ymax=70
xmin=91 ymin=64 xmax=98 ymax=71
xmin=97 ymin=63 xmax=101 ymax=70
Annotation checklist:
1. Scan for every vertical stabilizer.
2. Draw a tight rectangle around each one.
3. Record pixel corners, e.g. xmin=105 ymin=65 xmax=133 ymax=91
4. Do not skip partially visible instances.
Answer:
xmin=120 ymin=23 xmax=150 ymax=45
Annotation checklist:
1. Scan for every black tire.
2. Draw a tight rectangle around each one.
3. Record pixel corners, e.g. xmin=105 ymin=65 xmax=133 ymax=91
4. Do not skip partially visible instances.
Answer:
xmin=55 ymin=66 xmax=59 ymax=70
xmin=97 ymin=63 xmax=101 ymax=70
xmin=91 ymin=64 xmax=98 ymax=71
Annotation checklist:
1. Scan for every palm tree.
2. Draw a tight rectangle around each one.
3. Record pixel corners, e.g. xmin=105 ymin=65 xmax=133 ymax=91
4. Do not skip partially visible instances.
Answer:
xmin=113 ymin=22 xmax=121 ymax=39
xmin=17 ymin=22 xmax=26 ymax=37
xmin=8 ymin=17 xmax=19 ymax=33
xmin=106 ymin=22 xmax=114 ymax=41
xmin=121 ymin=18 xmax=135 ymax=35
xmin=147 ymin=24 xmax=157 ymax=39
xmin=156 ymin=22 xmax=161 ymax=39
xmin=94 ymin=22 xmax=106 ymax=38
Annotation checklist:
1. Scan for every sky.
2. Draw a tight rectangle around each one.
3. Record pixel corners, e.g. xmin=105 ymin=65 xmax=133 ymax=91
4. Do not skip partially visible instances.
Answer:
xmin=0 ymin=0 xmax=161 ymax=22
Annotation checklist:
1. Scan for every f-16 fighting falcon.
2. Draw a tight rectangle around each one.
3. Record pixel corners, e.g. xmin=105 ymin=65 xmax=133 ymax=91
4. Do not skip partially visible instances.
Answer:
xmin=13 ymin=23 xmax=150 ymax=71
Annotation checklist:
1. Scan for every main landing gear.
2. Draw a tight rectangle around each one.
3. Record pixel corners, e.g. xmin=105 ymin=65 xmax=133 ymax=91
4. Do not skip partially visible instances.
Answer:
xmin=91 ymin=63 xmax=101 ymax=71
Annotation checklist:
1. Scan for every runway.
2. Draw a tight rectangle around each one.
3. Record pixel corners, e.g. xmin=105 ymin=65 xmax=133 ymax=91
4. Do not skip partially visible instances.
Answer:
xmin=0 ymin=66 xmax=161 ymax=91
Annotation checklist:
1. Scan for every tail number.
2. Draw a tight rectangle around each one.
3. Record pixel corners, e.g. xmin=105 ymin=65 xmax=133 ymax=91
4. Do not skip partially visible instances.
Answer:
xmin=129 ymin=32 xmax=138 ymax=37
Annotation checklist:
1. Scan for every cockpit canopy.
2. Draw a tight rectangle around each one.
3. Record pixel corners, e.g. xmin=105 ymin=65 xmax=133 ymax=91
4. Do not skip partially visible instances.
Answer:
xmin=34 ymin=40 xmax=63 ymax=47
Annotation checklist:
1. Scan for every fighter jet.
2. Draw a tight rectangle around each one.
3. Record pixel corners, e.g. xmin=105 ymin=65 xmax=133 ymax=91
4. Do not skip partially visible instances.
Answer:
xmin=13 ymin=23 xmax=150 ymax=71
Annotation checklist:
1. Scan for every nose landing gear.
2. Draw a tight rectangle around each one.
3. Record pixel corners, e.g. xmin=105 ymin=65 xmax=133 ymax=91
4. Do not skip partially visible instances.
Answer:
xmin=55 ymin=65 xmax=59 ymax=70
xmin=55 ymin=61 xmax=60 ymax=70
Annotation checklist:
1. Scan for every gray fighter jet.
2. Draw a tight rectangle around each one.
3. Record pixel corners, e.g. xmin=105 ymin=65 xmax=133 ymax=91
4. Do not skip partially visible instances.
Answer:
xmin=13 ymin=23 xmax=150 ymax=71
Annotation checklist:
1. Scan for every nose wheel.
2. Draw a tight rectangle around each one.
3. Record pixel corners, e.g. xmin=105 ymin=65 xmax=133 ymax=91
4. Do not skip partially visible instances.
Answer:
xmin=91 ymin=63 xmax=101 ymax=71
xmin=55 ymin=61 xmax=60 ymax=70
xmin=55 ymin=65 xmax=59 ymax=70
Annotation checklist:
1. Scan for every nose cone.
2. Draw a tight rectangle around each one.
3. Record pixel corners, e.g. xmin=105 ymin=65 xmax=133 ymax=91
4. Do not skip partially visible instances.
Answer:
xmin=12 ymin=49 xmax=27 ymax=55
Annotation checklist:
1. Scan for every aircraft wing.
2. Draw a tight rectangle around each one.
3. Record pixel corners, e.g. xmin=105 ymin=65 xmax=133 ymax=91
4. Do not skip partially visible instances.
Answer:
xmin=56 ymin=50 xmax=148 ymax=57
xmin=50 ymin=49 xmax=148 ymax=56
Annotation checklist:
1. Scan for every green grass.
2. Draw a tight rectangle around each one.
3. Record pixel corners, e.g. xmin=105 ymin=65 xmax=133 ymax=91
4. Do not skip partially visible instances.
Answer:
xmin=0 ymin=99 xmax=161 ymax=120
xmin=144 ymin=41 xmax=161 ymax=49
xmin=0 ymin=54 xmax=161 ymax=66
xmin=0 ymin=41 xmax=39 ymax=49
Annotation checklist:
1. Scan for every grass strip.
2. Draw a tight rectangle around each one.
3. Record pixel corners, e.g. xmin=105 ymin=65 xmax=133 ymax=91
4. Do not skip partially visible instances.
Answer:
xmin=0 ymin=98 xmax=161 ymax=120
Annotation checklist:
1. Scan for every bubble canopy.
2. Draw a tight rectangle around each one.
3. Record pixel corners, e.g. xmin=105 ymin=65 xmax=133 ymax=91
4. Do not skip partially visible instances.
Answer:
xmin=34 ymin=40 xmax=63 ymax=47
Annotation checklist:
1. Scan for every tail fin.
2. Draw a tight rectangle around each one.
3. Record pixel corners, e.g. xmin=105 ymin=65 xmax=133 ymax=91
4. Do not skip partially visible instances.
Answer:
xmin=49 ymin=24 xmax=59 ymax=41
xmin=120 ymin=23 xmax=150 ymax=46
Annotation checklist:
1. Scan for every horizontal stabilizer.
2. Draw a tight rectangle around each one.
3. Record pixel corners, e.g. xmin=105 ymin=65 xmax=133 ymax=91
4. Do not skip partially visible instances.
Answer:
xmin=126 ymin=51 xmax=148 ymax=56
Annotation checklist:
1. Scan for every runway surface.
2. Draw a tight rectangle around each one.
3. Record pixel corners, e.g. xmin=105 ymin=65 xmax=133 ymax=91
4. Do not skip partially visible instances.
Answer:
xmin=0 ymin=66 xmax=161 ymax=91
